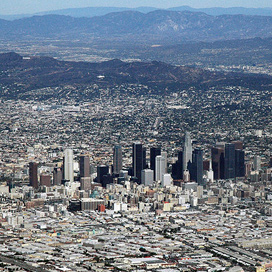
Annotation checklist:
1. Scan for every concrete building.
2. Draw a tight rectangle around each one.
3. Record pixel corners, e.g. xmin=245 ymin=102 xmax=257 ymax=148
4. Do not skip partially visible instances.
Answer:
xmin=64 ymin=149 xmax=74 ymax=182
xmin=155 ymin=155 xmax=165 ymax=182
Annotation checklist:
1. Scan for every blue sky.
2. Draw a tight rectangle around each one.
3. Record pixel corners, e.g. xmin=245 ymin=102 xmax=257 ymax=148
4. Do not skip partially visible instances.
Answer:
xmin=1 ymin=0 xmax=272 ymax=15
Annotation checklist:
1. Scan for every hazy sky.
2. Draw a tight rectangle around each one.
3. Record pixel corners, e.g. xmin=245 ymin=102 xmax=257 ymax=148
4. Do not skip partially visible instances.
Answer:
xmin=1 ymin=0 xmax=272 ymax=15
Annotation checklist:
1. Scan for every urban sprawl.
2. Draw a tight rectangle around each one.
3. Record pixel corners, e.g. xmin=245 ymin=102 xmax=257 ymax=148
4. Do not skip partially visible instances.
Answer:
xmin=0 ymin=89 xmax=271 ymax=272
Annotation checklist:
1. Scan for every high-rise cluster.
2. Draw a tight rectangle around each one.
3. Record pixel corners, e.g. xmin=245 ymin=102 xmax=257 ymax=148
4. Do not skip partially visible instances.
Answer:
xmin=28 ymin=136 xmax=246 ymax=190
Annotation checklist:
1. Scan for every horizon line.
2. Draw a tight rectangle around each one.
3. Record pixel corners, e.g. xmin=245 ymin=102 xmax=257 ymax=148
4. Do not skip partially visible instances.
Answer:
xmin=1 ymin=5 xmax=272 ymax=17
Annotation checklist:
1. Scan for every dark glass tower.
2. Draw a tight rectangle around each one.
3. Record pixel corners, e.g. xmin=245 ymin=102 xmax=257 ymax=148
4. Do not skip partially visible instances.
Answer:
xmin=150 ymin=147 xmax=161 ymax=179
xmin=97 ymin=165 xmax=109 ymax=183
xmin=224 ymin=143 xmax=236 ymax=179
xmin=53 ymin=167 xmax=62 ymax=185
xmin=212 ymin=147 xmax=225 ymax=180
xmin=132 ymin=143 xmax=145 ymax=183
xmin=80 ymin=155 xmax=90 ymax=178
xmin=189 ymin=148 xmax=203 ymax=185
xmin=113 ymin=145 xmax=122 ymax=174
xmin=176 ymin=150 xmax=184 ymax=179
xmin=235 ymin=149 xmax=245 ymax=177
xmin=29 ymin=162 xmax=38 ymax=189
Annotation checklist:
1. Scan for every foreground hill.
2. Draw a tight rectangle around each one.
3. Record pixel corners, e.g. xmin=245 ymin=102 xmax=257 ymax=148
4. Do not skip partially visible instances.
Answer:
xmin=0 ymin=52 xmax=271 ymax=100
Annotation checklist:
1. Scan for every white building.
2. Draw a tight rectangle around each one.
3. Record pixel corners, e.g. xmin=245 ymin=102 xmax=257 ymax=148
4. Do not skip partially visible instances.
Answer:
xmin=155 ymin=155 xmax=165 ymax=181
xmin=162 ymin=174 xmax=172 ymax=186
xmin=161 ymin=151 xmax=168 ymax=172
xmin=64 ymin=149 xmax=74 ymax=182
xmin=141 ymin=169 xmax=154 ymax=186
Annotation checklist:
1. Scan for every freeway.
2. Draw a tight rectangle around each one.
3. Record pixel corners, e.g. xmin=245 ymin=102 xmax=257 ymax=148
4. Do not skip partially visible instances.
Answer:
xmin=0 ymin=254 xmax=51 ymax=272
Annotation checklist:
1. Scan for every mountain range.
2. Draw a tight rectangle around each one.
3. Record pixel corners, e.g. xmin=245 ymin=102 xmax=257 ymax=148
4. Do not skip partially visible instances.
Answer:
xmin=2 ymin=6 xmax=272 ymax=20
xmin=0 ymin=52 xmax=271 ymax=100
xmin=1 ymin=10 xmax=272 ymax=43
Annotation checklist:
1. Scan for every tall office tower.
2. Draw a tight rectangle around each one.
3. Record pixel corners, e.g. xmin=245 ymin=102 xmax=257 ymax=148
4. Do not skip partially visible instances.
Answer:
xmin=212 ymin=147 xmax=225 ymax=180
xmin=189 ymin=148 xmax=203 ymax=185
xmin=143 ymin=147 xmax=147 ymax=169
xmin=155 ymin=155 xmax=166 ymax=182
xmin=113 ymin=145 xmax=122 ymax=174
xmin=176 ymin=150 xmax=184 ymax=179
xmin=253 ymin=155 xmax=261 ymax=171
xmin=80 ymin=155 xmax=90 ymax=178
xmin=235 ymin=149 xmax=245 ymax=177
xmin=150 ymin=147 xmax=161 ymax=179
xmin=63 ymin=149 xmax=74 ymax=182
xmin=141 ymin=169 xmax=154 ymax=186
xmin=29 ymin=162 xmax=38 ymax=189
xmin=97 ymin=165 xmax=109 ymax=184
xmin=132 ymin=142 xmax=145 ymax=183
xmin=183 ymin=131 xmax=192 ymax=170
xmin=224 ymin=143 xmax=236 ymax=179
xmin=53 ymin=167 xmax=62 ymax=185
xmin=161 ymin=151 xmax=168 ymax=172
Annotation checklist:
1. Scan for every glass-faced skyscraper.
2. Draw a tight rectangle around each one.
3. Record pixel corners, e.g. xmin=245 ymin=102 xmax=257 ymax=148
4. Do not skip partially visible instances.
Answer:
xmin=183 ymin=131 xmax=192 ymax=171
xmin=113 ymin=145 xmax=122 ymax=174
xmin=29 ymin=162 xmax=38 ymax=189
xmin=212 ymin=147 xmax=225 ymax=180
xmin=80 ymin=155 xmax=90 ymax=178
xmin=235 ymin=149 xmax=245 ymax=177
xmin=150 ymin=147 xmax=161 ymax=179
xmin=224 ymin=143 xmax=235 ymax=179
xmin=155 ymin=155 xmax=166 ymax=182
xmin=189 ymin=148 xmax=203 ymax=185
xmin=132 ymin=142 xmax=146 ymax=183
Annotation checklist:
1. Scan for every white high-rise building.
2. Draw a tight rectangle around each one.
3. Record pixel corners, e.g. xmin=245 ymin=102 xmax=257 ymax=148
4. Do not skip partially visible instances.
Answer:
xmin=155 ymin=155 xmax=165 ymax=181
xmin=141 ymin=169 xmax=154 ymax=186
xmin=64 ymin=149 xmax=74 ymax=182
xmin=183 ymin=131 xmax=192 ymax=170
xmin=207 ymin=160 xmax=214 ymax=182
xmin=161 ymin=151 xmax=168 ymax=172
xmin=253 ymin=155 xmax=261 ymax=171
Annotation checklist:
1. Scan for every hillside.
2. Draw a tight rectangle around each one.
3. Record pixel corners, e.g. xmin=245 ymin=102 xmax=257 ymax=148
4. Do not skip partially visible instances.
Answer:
xmin=0 ymin=52 xmax=271 ymax=100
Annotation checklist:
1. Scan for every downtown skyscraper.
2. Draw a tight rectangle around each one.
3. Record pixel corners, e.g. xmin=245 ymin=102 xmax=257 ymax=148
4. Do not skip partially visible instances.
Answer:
xmin=80 ymin=155 xmax=90 ymax=178
xmin=132 ymin=142 xmax=146 ymax=183
xmin=63 ymin=149 xmax=74 ymax=182
xmin=183 ymin=131 xmax=192 ymax=171
xmin=29 ymin=162 xmax=38 ymax=189
xmin=189 ymin=148 xmax=203 ymax=185
xmin=155 ymin=155 xmax=166 ymax=182
xmin=224 ymin=143 xmax=236 ymax=179
xmin=113 ymin=145 xmax=122 ymax=174
xmin=150 ymin=147 xmax=161 ymax=179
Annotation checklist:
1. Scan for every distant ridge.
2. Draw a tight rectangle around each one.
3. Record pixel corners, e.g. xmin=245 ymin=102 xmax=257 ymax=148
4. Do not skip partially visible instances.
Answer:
xmin=1 ymin=6 xmax=272 ymax=20
xmin=1 ymin=10 xmax=272 ymax=43
xmin=168 ymin=6 xmax=272 ymax=16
